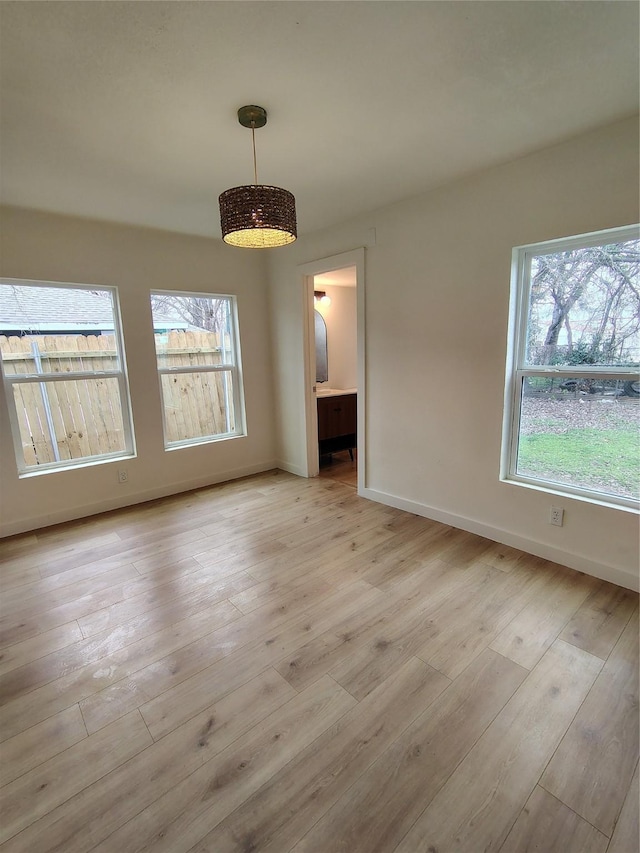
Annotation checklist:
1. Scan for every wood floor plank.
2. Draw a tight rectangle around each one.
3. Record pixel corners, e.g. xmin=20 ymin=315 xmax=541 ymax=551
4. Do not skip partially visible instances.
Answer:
xmin=0 ymin=532 xmax=38 ymax=554
xmin=292 ymin=649 xmax=527 ymax=853
xmin=475 ymin=541 xmax=527 ymax=573
xmin=0 ymin=565 xmax=43 ymax=591
xmin=245 ymin=522 xmax=396 ymax=587
xmin=558 ymin=581 xmax=637 ymax=659
xmin=37 ymin=527 xmax=213 ymax=580
xmin=0 ymin=598 xmax=240 ymax=707
xmin=0 ymin=559 xmax=212 ymax=649
xmin=139 ymin=581 xmax=382 ymax=740
xmin=191 ymin=657 xmax=449 ymax=853
xmin=500 ymin=786 xmax=609 ymax=853
xmin=76 ymin=571 xmax=252 ymax=638
xmin=394 ymin=640 xmax=603 ymax=853
xmin=0 ymin=709 xmax=152 ymax=844
xmin=78 ymin=583 xmax=357 ymax=734
xmin=541 ymin=608 xmax=639 ymax=836
xmin=355 ymin=524 xmax=457 ymax=589
xmin=607 ymin=760 xmax=639 ymax=853
xmin=490 ymin=567 xmax=596 ymax=669
xmin=0 ymin=621 xmax=84 ymax=675
xmin=0 ymin=531 xmax=122 ymax=576
xmin=0 ymin=564 xmax=142 ymax=629
xmin=190 ymin=535 xmax=288 ymax=572
xmin=89 ymin=674 xmax=357 ymax=853
xmin=2 ymin=668 xmax=297 ymax=853
xmin=415 ymin=559 xmax=551 ymax=679
xmin=0 ymin=705 xmax=87 ymax=788
xmin=275 ymin=561 xmax=468 ymax=695
xmin=0 ymin=598 xmax=243 ymax=742
xmin=272 ymin=503 xmax=385 ymax=551
xmin=0 ymin=561 xmax=141 ymax=613
xmin=80 ymin=579 xmax=379 ymax=736
xmin=328 ymin=578 xmax=457 ymax=700
xmin=438 ymin=529 xmax=494 ymax=567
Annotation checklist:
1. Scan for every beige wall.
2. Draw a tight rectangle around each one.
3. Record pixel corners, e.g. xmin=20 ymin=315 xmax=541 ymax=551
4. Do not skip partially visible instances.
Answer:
xmin=268 ymin=117 xmax=640 ymax=590
xmin=0 ymin=207 xmax=276 ymax=535
xmin=315 ymin=284 xmax=357 ymax=391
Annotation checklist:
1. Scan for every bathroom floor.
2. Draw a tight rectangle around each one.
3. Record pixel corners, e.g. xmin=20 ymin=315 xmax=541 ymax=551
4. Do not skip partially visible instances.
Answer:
xmin=318 ymin=449 xmax=357 ymax=488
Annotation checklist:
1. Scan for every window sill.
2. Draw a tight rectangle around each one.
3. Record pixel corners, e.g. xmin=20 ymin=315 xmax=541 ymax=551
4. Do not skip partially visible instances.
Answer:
xmin=18 ymin=453 xmax=137 ymax=479
xmin=165 ymin=432 xmax=247 ymax=452
xmin=500 ymin=475 xmax=640 ymax=514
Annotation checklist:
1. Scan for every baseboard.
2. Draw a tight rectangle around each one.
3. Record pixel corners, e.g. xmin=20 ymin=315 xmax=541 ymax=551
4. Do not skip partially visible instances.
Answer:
xmin=275 ymin=459 xmax=308 ymax=478
xmin=0 ymin=460 xmax=278 ymax=538
xmin=360 ymin=486 xmax=639 ymax=593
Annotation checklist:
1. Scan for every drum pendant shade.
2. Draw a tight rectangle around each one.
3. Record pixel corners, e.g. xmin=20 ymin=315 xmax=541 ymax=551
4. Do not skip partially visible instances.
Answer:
xmin=219 ymin=106 xmax=297 ymax=249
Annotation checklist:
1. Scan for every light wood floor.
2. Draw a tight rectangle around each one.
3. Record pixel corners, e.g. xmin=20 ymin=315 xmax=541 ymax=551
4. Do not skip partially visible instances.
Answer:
xmin=0 ymin=470 xmax=638 ymax=853
xmin=318 ymin=449 xmax=358 ymax=487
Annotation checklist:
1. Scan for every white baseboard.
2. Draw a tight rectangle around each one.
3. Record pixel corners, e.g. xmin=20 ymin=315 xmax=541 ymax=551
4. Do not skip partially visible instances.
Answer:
xmin=360 ymin=486 xmax=639 ymax=593
xmin=275 ymin=459 xmax=308 ymax=478
xmin=0 ymin=460 xmax=278 ymax=538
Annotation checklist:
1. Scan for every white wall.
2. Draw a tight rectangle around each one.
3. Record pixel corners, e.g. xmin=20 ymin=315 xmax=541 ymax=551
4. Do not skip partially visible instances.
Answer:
xmin=268 ymin=117 xmax=640 ymax=591
xmin=0 ymin=207 xmax=276 ymax=536
xmin=315 ymin=284 xmax=357 ymax=390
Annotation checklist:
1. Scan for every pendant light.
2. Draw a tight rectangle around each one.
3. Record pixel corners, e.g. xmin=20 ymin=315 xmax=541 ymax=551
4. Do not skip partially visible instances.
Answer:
xmin=219 ymin=105 xmax=297 ymax=249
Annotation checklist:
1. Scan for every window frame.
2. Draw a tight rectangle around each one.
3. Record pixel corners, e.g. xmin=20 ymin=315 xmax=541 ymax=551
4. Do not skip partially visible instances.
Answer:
xmin=150 ymin=289 xmax=246 ymax=450
xmin=501 ymin=224 xmax=640 ymax=511
xmin=0 ymin=278 xmax=136 ymax=475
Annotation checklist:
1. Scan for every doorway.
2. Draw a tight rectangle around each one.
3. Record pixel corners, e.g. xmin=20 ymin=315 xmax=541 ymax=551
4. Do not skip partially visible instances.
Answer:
xmin=297 ymin=249 xmax=365 ymax=492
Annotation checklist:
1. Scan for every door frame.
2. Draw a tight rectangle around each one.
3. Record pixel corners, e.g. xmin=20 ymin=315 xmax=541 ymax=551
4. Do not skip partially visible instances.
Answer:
xmin=297 ymin=248 xmax=366 ymax=492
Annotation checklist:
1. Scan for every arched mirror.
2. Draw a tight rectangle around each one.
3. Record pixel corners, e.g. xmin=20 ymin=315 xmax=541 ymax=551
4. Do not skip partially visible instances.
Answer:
xmin=314 ymin=309 xmax=328 ymax=383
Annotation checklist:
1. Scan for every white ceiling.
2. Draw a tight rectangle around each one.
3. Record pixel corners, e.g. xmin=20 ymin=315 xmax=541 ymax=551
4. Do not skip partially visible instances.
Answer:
xmin=1 ymin=2 xmax=638 ymax=240
xmin=315 ymin=268 xmax=357 ymax=289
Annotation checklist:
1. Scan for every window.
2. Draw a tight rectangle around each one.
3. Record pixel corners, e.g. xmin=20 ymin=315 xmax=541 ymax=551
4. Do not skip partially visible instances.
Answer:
xmin=0 ymin=279 xmax=135 ymax=474
xmin=502 ymin=226 xmax=640 ymax=509
xmin=150 ymin=291 xmax=245 ymax=448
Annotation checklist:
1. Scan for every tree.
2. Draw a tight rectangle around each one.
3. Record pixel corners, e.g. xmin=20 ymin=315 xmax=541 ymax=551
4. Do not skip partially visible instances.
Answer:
xmin=529 ymin=239 xmax=640 ymax=366
xmin=150 ymin=293 xmax=229 ymax=335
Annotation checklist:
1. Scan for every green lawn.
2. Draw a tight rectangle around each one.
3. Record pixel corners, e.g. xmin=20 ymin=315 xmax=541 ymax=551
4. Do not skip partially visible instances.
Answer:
xmin=517 ymin=427 xmax=640 ymax=499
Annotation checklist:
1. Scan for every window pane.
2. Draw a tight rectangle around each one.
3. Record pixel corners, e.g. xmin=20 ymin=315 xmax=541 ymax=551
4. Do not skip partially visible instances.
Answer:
xmin=525 ymin=238 xmax=640 ymax=368
xmin=150 ymin=291 xmax=244 ymax=449
xmin=161 ymin=370 xmax=236 ymax=443
xmin=0 ymin=285 xmax=120 ymax=366
xmin=11 ymin=378 xmax=127 ymax=467
xmin=151 ymin=295 xmax=233 ymax=366
xmin=1 ymin=280 xmax=134 ymax=472
xmin=516 ymin=377 xmax=640 ymax=501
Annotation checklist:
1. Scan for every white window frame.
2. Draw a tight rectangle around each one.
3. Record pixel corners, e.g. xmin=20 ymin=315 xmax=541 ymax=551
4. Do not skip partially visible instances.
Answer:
xmin=501 ymin=225 xmax=640 ymax=511
xmin=151 ymin=290 xmax=246 ymax=449
xmin=0 ymin=278 xmax=136 ymax=475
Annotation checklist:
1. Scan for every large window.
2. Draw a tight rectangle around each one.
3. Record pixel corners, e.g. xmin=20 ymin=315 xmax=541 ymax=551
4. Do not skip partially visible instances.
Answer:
xmin=150 ymin=291 xmax=245 ymax=448
xmin=502 ymin=226 xmax=640 ymax=509
xmin=0 ymin=280 xmax=135 ymax=474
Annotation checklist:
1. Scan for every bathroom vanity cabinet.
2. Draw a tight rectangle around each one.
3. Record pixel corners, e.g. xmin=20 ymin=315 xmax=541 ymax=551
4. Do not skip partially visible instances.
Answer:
xmin=317 ymin=391 xmax=357 ymax=456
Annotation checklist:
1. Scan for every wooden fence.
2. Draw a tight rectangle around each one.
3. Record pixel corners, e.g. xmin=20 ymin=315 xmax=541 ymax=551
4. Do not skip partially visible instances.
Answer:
xmin=0 ymin=331 xmax=231 ymax=466
xmin=157 ymin=331 xmax=233 ymax=443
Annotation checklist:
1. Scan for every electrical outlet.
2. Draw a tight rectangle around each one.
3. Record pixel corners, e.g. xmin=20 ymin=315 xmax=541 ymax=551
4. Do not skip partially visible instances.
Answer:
xmin=118 ymin=469 xmax=128 ymax=484
xmin=549 ymin=506 xmax=564 ymax=527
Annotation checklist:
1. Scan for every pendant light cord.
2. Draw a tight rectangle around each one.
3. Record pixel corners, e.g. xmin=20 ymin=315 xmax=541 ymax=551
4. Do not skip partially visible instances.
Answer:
xmin=251 ymin=125 xmax=258 ymax=185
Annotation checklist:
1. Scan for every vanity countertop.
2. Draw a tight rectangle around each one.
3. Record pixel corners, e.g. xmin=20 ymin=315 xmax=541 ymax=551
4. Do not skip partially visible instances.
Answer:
xmin=315 ymin=387 xmax=357 ymax=398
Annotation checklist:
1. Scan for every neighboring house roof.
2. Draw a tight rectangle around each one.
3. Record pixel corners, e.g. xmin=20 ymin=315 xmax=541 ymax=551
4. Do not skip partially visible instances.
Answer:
xmin=0 ymin=285 xmax=191 ymax=333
